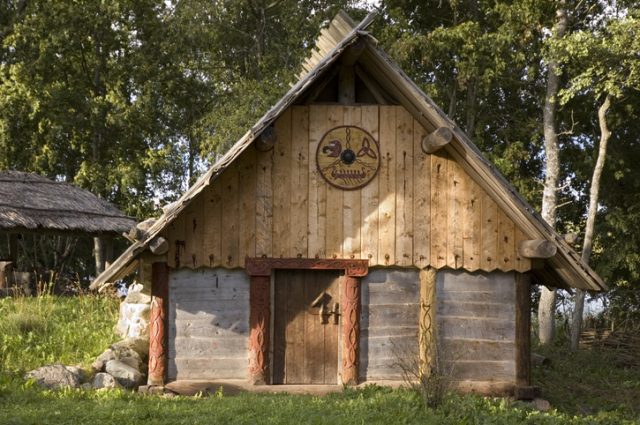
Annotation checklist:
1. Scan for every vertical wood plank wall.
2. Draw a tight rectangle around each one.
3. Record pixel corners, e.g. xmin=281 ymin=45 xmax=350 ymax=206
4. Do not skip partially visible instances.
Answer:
xmin=164 ymin=105 xmax=531 ymax=273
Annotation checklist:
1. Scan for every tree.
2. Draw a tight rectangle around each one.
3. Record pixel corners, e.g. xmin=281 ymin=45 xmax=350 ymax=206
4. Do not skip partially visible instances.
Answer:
xmin=377 ymin=0 xmax=556 ymax=203
xmin=553 ymin=12 xmax=640 ymax=349
xmin=538 ymin=1 xmax=568 ymax=346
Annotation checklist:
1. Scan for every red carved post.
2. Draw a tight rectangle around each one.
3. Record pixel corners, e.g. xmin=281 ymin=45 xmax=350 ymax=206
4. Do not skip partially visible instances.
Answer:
xmin=248 ymin=275 xmax=270 ymax=384
xmin=148 ymin=262 xmax=169 ymax=386
xmin=342 ymin=275 xmax=360 ymax=385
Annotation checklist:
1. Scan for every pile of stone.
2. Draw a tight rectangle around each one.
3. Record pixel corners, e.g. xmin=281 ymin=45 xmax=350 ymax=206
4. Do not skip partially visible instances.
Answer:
xmin=91 ymin=337 xmax=148 ymax=389
xmin=25 ymin=337 xmax=148 ymax=390
xmin=25 ymin=282 xmax=152 ymax=391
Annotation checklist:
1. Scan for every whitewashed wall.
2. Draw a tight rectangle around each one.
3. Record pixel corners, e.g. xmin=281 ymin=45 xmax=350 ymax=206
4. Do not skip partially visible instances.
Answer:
xmin=167 ymin=268 xmax=249 ymax=381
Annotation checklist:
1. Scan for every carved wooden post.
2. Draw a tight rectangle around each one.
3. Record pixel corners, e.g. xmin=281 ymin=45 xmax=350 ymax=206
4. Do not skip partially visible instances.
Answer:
xmin=248 ymin=275 xmax=271 ymax=384
xmin=342 ymin=275 xmax=360 ymax=385
xmin=148 ymin=262 xmax=169 ymax=386
xmin=419 ymin=268 xmax=436 ymax=376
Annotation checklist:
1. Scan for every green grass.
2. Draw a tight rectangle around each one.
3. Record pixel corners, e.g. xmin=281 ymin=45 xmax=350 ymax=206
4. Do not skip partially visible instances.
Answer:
xmin=1 ymin=380 xmax=637 ymax=425
xmin=0 ymin=295 xmax=119 ymax=372
xmin=533 ymin=342 xmax=640 ymax=418
xmin=0 ymin=296 xmax=638 ymax=424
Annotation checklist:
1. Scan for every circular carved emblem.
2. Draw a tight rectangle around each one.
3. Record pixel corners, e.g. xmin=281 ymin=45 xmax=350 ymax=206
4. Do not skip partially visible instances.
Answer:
xmin=316 ymin=126 xmax=380 ymax=190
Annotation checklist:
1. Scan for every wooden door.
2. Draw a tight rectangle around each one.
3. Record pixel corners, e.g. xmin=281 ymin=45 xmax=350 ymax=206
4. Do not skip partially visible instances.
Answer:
xmin=273 ymin=269 xmax=341 ymax=384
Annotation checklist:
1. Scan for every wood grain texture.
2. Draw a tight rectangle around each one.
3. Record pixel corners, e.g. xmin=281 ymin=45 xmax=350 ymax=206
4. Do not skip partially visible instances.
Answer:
xmin=378 ymin=105 xmax=397 ymax=265
xmin=203 ymin=181 xmax=222 ymax=268
xmin=431 ymin=152 xmax=448 ymax=268
xmin=308 ymin=105 xmax=328 ymax=259
xmin=360 ymin=105 xmax=380 ymax=263
xmin=360 ymin=269 xmax=419 ymax=381
xmin=167 ymin=268 xmax=250 ymax=382
xmin=413 ymin=119 xmax=430 ymax=268
xmin=481 ymin=193 xmax=498 ymax=271
xmin=437 ymin=270 xmax=517 ymax=384
xmin=256 ymin=146 xmax=274 ymax=258
xmin=291 ymin=106 xmax=310 ymax=258
xmin=272 ymin=109 xmax=292 ymax=258
xmin=220 ymin=166 xmax=240 ymax=267
xmin=419 ymin=268 xmax=436 ymax=376
xmin=325 ymin=107 xmax=344 ymax=259
xmin=165 ymin=105 xmax=532 ymax=274
xmin=149 ymin=262 xmax=169 ymax=385
xmin=238 ymin=149 xmax=257 ymax=262
xmin=447 ymin=157 xmax=464 ymax=269
xmin=183 ymin=195 xmax=203 ymax=269
xmin=515 ymin=273 xmax=531 ymax=387
xmin=343 ymin=106 xmax=362 ymax=259
xmin=514 ymin=228 xmax=532 ymax=272
xmin=497 ymin=208 xmax=515 ymax=272
xmin=395 ymin=107 xmax=414 ymax=266
xmin=168 ymin=358 xmax=248 ymax=380
xmin=463 ymin=179 xmax=482 ymax=271
xmin=273 ymin=270 xmax=340 ymax=384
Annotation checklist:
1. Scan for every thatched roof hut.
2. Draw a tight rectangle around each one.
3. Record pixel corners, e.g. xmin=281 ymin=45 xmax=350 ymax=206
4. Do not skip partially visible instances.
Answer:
xmin=0 ymin=171 xmax=135 ymax=234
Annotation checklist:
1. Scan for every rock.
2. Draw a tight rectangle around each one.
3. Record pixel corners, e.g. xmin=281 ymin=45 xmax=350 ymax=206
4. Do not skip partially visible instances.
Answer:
xmin=81 ymin=383 xmax=92 ymax=390
xmin=124 ymin=290 xmax=151 ymax=304
xmin=113 ymin=347 xmax=143 ymax=371
xmin=111 ymin=337 xmax=149 ymax=358
xmin=25 ymin=364 xmax=82 ymax=389
xmin=92 ymin=348 xmax=116 ymax=373
xmin=92 ymin=372 xmax=121 ymax=389
xmin=533 ymin=398 xmax=551 ymax=412
xmin=105 ymin=360 xmax=143 ymax=389
xmin=64 ymin=366 xmax=87 ymax=383
xmin=115 ymin=302 xmax=150 ymax=339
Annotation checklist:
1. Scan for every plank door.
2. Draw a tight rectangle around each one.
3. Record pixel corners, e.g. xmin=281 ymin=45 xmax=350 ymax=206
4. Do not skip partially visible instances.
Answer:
xmin=273 ymin=270 xmax=341 ymax=384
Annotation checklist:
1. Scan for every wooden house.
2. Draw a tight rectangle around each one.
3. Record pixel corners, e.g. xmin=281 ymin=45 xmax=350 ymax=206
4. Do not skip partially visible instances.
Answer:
xmin=91 ymin=12 xmax=606 ymax=396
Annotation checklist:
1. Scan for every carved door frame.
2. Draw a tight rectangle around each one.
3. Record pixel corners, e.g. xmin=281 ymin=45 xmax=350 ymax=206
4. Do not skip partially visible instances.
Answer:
xmin=245 ymin=257 xmax=368 ymax=385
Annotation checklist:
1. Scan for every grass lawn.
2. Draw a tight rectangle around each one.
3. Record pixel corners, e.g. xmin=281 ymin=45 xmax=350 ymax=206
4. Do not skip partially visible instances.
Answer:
xmin=1 ymin=295 xmax=639 ymax=425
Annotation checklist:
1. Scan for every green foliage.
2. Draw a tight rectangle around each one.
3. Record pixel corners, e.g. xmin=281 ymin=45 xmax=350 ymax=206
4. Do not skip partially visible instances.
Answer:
xmin=533 ymin=343 xmax=640 ymax=418
xmin=377 ymin=0 xmax=554 ymax=205
xmin=0 ymin=295 xmax=119 ymax=373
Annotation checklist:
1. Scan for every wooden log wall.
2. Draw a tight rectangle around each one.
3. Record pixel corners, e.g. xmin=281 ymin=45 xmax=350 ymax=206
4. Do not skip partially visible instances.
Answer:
xmin=359 ymin=269 xmax=420 ymax=381
xmin=164 ymin=105 xmax=532 ymax=273
xmin=167 ymin=269 xmax=249 ymax=381
xmin=436 ymin=270 xmax=516 ymax=384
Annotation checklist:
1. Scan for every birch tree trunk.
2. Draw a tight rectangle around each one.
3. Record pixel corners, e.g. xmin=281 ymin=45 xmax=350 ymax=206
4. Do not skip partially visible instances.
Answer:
xmin=538 ymin=3 xmax=568 ymax=345
xmin=570 ymin=94 xmax=612 ymax=351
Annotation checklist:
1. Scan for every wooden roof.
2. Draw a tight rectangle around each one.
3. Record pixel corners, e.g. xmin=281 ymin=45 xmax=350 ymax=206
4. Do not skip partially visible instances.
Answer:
xmin=0 ymin=171 xmax=135 ymax=234
xmin=90 ymin=12 xmax=606 ymax=292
